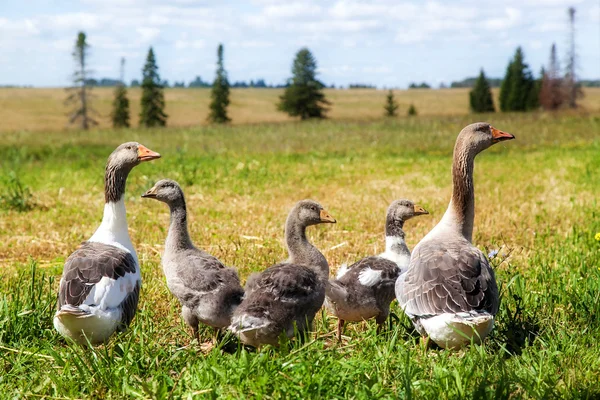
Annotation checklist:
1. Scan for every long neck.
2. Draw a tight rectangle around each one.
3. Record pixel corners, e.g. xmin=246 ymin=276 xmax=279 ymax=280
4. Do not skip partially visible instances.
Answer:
xmin=166 ymin=198 xmax=194 ymax=251
xmin=439 ymin=142 xmax=476 ymax=242
xmin=385 ymin=217 xmax=410 ymax=256
xmin=90 ymin=163 xmax=133 ymax=249
xmin=285 ymin=217 xmax=329 ymax=279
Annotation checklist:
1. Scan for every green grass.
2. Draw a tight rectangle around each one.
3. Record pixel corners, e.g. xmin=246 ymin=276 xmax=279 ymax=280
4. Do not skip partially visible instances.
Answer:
xmin=1 ymin=113 xmax=599 ymax=398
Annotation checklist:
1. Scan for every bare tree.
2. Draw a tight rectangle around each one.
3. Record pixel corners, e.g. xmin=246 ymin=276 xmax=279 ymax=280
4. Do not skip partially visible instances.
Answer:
xmin=564 ymin=7 xmax=583 ymax=108
xmin=540 ymin=43 xmax=565 ymax=110
xmin=65 ymin=32 xmax=97 ymax=129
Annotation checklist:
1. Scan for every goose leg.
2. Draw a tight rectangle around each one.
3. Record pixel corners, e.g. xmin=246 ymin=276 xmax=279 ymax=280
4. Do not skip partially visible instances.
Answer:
xmin=337 ymin=319 xmax=345 ymax=341
xmin=192 ymin=324 xmax=199 ymax=344
xmin=421 ymin=336 xmax=433 ymax=350
xmin=375 ymin=314 xmax=387 ymax=335
xmin=388 ymin=312 xmax=400 ymax=331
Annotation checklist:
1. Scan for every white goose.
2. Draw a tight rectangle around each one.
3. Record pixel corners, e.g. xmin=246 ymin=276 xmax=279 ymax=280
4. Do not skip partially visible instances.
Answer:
xmin=396 ymin=122 xmax=514 ymax=349
xmin=53 ymin=142 xmax=160 ymax=345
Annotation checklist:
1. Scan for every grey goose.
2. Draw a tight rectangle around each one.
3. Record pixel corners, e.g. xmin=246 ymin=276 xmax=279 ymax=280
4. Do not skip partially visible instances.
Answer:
xmin=141 ymin=179 xmax=244 ymax=344
xmin=325 ymin=200 xmax=428 ymax=340
xmin=54 ymin=142 xmax=161 ymax=345
xmin=396 ymin=122 xmax=514 ymax=349
xmin=229 ymin=200 xmax=336 ymax=347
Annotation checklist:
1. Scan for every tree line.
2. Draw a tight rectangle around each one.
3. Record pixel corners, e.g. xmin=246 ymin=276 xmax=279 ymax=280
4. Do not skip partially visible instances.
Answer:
xmin=67 ymin=7 xmax=587 ymax=129
xmin=67 ymin=32 xmax=331 ymax=129
xmin=470 ymin=7 xmax=584 ymax=113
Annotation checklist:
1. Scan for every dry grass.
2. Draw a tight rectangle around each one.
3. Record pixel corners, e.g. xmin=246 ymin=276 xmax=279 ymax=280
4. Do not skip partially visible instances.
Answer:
xmin=1 ymin=87 xmax=599 ymax=132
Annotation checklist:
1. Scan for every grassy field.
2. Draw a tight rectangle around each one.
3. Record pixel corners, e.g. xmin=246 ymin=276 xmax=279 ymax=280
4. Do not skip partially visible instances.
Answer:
xmin=2 ymin=87 xmax=600 ymax=132
xmin=1 ymin=104 xmax=600 ymax=398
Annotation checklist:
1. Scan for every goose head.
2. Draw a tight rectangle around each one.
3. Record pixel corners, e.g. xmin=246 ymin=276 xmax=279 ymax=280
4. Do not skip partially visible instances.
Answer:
xmin=104 ymin=142 xmax=160 ymax=203
xmin=108 ymin=142 xmax=161 ymax=171
xmin=141 ymin=179 xmax=183 ymax=205
xmin=289 ymin=199 xmax=336 ymax=228
xmin=387 ymin=199 xmax=428 ymax=222
xmin=385 ymin=199 xmax=428 ymax=237
xmin=456 ymin=123 xmax=515 ymax=155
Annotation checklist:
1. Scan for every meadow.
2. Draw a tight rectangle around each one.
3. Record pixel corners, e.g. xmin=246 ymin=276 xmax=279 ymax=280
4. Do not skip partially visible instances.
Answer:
xmin=0 ymin=89 xmax=599 ymax=398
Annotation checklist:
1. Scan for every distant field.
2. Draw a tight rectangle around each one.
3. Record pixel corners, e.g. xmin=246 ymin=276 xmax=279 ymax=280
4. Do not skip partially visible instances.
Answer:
xmin=1 ymin=87 xmax=600 ymax=132
xmin=1 ymin=112 xmax=599 ymax=397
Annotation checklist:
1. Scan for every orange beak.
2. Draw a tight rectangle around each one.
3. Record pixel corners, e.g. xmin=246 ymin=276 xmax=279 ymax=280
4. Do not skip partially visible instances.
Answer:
xmin=137 ymin=144 xmax=161 ymax=162
xmin=413 ymin=204 xmax=429 ymax=215
xmin=491 ymin=127 xmax=515 ymax=143
xmin=320 ymin=209 xmax=336 ymax=223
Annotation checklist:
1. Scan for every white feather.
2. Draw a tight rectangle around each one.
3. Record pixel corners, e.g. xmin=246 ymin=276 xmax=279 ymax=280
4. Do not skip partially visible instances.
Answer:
xmin=358 ymin=267 xmax=383 ymax=287
xmin=379 ymin=236 xmax=411 ymax=271
xmin=89 ymin=199 xmax=138 ymax=263
xmin=335 ymin=263 xmax=350 ymax=279
xmin=229 ymin=314 xmax=271 ymax=333
xmin=420 ymin=312 xmax=495 ymax=350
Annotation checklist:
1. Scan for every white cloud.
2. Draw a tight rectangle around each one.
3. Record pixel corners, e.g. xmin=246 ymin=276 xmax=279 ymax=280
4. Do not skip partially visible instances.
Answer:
xmin=136 ymin=27 xmax=161 ymax=42
xmin=174 ymin=39 xmax=205 ymax=49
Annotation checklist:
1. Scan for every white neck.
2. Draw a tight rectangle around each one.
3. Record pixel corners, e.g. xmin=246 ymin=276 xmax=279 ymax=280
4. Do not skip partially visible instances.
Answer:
xmin=88 ymin=198 xmax=135 ymax=255
xmin=424 ymin=198 xmax=473 ymax=244
xmin=379 ymin=236 xmax=411 ymax=270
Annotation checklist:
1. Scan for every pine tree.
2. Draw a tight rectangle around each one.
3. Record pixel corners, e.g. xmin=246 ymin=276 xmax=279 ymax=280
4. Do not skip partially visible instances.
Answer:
xmin=499 ymin=59 xmax=514 ymax=112
xmin=469 ymin=69 xmax=495 ymax=113
xmin=540 ymin=44 xmax=565 ymax=110
xmin=208 ymin=44 xmax=231 ymax=123
xmin=407 ymin=104 xmax=417 ymax=116
xmin=278 ymin=48 xmax=330 ymax=119
xmin=383 ymin=90 xmax=399 ymax=117
xmin=65 ymin=32 xmax=97 ymax=129
xmin=111 ymin=57 xmax=130 ymax=128
xmin=139 ymin=47 xmax=167 ymax=127
xmin=499 ymin=47 xmax=537 ymax=111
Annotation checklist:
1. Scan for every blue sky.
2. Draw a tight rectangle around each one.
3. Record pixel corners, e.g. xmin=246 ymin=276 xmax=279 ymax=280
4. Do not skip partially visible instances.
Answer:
xmin=1 ymin=0 xmax=599 ymax=88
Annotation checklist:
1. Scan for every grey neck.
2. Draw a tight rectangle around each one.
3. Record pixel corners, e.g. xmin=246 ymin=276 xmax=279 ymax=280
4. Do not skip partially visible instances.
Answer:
xmin=450 ymin=142 xmax=476 ymax=242
xmin=165 ymin=198 xmax=194 ymax=251
xmin=104 ymin=161 xmax=132 ymax=203
xmin=285 ymin=217 xmax=329 ymax=279
xmin=385 ymin=215 xmax=405 ymax=239
xmin=385 ymin=216 xmax=410 ymax=256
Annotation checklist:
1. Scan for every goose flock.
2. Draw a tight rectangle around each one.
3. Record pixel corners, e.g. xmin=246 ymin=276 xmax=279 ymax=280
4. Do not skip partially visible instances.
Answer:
xmin=54 ymin=122 xmax=515 ymax=350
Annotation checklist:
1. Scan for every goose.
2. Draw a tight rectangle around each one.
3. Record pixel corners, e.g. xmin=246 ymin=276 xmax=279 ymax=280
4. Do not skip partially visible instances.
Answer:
xmin=54 ymin=142 xmax=161 ymax=345
xmin=396 ymin=122 xmax=514 ymax=349
xmin=325 ymin=200 xmax=428 ymax=340
xmin=228 ymin=200 xmax=336 ymax=347
xmin=141 ymin=179 xmax=244 ymax=344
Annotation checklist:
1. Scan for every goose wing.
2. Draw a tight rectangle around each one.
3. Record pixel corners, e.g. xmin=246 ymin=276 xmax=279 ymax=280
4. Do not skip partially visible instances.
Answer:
xmin=166 ymin=251 xmax=243 ymax=307
xmin=397 ymin=241 xmax=498 ymax=317
xmin=234 ymin=263 xmax=325 ymax=328
xmin=58 ymin=241 xmax=139 ymax=325
xmin=339 ymin=256 xmax=401 ymax=288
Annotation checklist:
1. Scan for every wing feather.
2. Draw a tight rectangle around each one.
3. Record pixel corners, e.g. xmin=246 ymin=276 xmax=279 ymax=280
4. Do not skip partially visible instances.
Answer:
xmin=398 ymin=240 xmax=499 ymax=317
xmin=58 ymin=242 xmax=137 ymax=308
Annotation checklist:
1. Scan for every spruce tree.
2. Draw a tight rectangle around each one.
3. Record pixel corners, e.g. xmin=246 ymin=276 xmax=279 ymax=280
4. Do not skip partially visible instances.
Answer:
xmin=278 ymin=48 xmax=330 ymax=119
xmin=139 ymin=47 xmax=167 ymax=127
xmin=499 ymin=47 xmax=537 ymax=111
xmin=66 ymin=32 xmax=97 ymax=129
xmin=469 ymin=69 xmax=495 ymax=113
xmin=208 ymin=44 xmax=231 ymax=123
xmin=383 ymin=90 xmax=399 ymax=117
xmin=111 ymin=57 xmax=130 ymax=128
